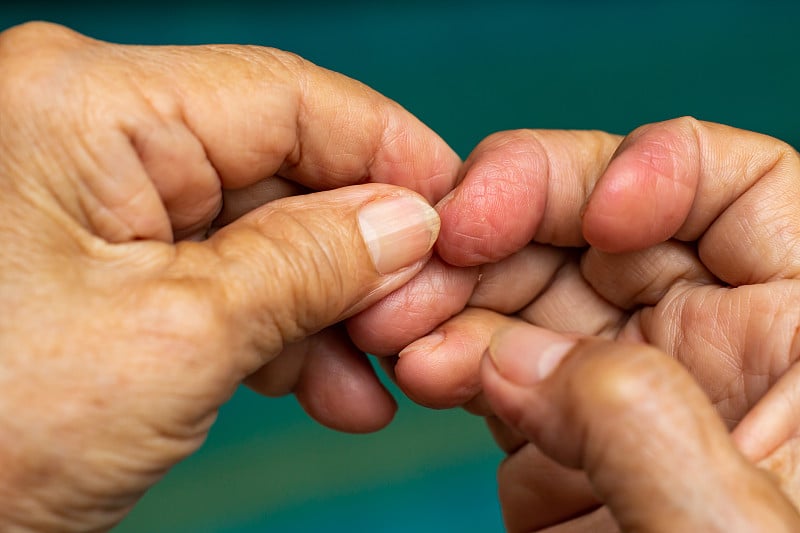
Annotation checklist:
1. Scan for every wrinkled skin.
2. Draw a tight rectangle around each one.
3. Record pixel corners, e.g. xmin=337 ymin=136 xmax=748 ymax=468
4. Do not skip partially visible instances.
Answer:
xmin=347 ymin=118 xmax=800 ymax=530
xmin=0 ymin=22 xmax=461 ymax=531
xmin=3 ymin=18 xmax=800 ymax=533
xmin=483 ymin=324 xmax=800 ymax=532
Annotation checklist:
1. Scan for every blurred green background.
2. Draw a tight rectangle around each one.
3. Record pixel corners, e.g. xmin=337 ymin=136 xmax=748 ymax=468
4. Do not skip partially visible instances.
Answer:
xmin=2 ymin=1 xmax=798 ymax=531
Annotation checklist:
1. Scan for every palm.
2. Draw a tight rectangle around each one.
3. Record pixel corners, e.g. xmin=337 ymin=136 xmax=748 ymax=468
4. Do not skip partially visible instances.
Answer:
xmin=567 ymin=241 xmax=800 ymax=430
xmin=638 ymin=276 xmax=800 ymax=503
xmin=632 ymin=279 xmax=799 ymax=423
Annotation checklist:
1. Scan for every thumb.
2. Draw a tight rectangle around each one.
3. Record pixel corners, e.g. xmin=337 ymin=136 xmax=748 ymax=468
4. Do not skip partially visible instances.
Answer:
xmin=481 ymin=325 xmax=800 ymax=533
xmin=168 ymin=183 xmax=439 ymax=374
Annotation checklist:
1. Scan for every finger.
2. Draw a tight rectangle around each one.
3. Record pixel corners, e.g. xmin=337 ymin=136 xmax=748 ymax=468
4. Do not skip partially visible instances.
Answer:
xmin=245 ymin=327 xmax=395 ymax=433
xmin=489 ymin=370 xmax=604 ymax=532
xmin=497 ymin=441 xmax=600 ymax=532
xmin=142 ymin=41 xmax=461 ymax=200
xmin=286 ymin=328 xmax=396 ymax=433
xmin=436 ymin=129 xmax=622 ymax=266
xmin=347 ymin=243 xmax=569 ymax=358
xmin=294 ymin=337 xmax=396 ymax=434
xmin=15 ymin=24 xmax=460 ymax=241
xmin=468 ymin=243 xmax=572 ymax=314
xmin=733 ymin=361 xmax=800 ymax=464
xmin=160 ymin=183 xmax=440 ymax=376
xmin=346 ymin=255 xmax=478 ymax=356
xmin=355 ymin=246 xmax=609 ymax=410
xmin=637 ymin=281 xmax=800 ymax=428
xmin=210 ymin=177 xmax=311 ymax=231
xmin=482 ymin=324 xmax=800 ymax=532
xmin=518 ymin=261 xmax=624 ymax=337
xmin=583 ymin=117 xmax=800 ymax=284
xmin=181 ymin=51 xmax=459 ymax=201
xmin=392 ymin=308 xmax=520 ymax=408
xmin=732 ymin=361 xmax=800 ymax=510
xmin=580 ymin=240 xmax=716 ymax=310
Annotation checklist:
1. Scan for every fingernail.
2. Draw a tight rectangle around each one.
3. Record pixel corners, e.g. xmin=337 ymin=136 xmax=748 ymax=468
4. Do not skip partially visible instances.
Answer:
xmin=435 ymin=189 xmax=456 ymax=211
xmin=398 ymin=331 xmax=445 ymax=358
xmin=358 ymin=195 xmax=440 ymax=274
xmin=488 ymin=325 xmax=575 ymax=385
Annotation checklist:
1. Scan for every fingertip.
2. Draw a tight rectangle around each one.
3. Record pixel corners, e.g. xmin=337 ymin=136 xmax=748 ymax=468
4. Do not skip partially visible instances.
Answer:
xmin=394 ymin=345 xmax=483 ymax=409
xmin=583 ymin=118 xmax=700 ymax=252
xmin=436 ymin=131 xmax=546 ymax=266
xmin=582 ymin=160 xmax=675 ymax=252
xmin=295 ymin=349 xmax=398 ymax=434
xmin=300 ymin=390 xmax=398 ymax=434
xmin=247 ymin=330 xmax=397 ymax=433
xmin=392 ymin=309 xmax=518 ymax=409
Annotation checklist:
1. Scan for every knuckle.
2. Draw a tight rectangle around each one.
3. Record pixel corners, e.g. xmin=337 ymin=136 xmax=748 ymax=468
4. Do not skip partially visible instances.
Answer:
xmin=622 ymin=115 xmax=699 ymax=151
xmin=265 ymin=47 xmax=309 ymax=72
xmin=480 ymin=129 xmax=553 ymax=177
xmin=670 ymin=114 xmax=702 ymax=130
xmin=207 ymin=44 xmax=308 ymax=80
xmin=0 ymin=22 xmax=88 ymax=112
xmin=774 ymin=137 xmax=800 ymax=169
xmin=0 ymin=21 xmax=77 ymax=52
xmin=0 ymin=21 xmax=82 ymax=71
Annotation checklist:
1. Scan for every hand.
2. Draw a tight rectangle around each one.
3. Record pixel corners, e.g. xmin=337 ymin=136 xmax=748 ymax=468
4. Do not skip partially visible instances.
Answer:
xmin=482 ymin=323 xmax=800 ymax=532
xmin=347 ymin=118 xmax=800 ymax=524
xmin=0 ymin=22 xmax=460 ymax=531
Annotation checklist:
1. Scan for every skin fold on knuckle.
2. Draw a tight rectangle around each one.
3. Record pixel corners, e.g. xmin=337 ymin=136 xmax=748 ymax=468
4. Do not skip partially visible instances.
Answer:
xmin=0 ymin=24 xmax=76 ymax=167
xmin=0 ymin=23 xmax=151 ymax=249
xmin=0 ymin=23 xmax=92 ymax=115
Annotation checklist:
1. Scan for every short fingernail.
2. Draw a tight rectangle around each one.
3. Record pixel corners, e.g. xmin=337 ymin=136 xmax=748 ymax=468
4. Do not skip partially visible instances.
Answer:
xmin=434 ymin=189 xmax=457 ymax=211
xmin=489 ymin=325 xmax=575 ymax=385
xmin=358 ymin=194 xmax=440 ymax=274
xmin=398 ymin=331 xmax=445 ymax=358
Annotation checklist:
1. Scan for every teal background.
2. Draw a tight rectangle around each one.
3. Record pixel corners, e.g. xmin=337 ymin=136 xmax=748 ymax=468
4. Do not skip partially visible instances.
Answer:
xmin=2 ymin=1 xmax=798 ymax=531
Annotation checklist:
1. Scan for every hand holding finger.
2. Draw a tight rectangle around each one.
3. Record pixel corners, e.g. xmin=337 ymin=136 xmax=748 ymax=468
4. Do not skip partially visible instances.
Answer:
xmin=482 ymin=325 xmax=800 ymax=532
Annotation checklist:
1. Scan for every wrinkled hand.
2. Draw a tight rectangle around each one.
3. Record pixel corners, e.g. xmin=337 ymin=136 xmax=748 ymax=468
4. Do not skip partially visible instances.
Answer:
xmin=482 ymin=323 xmax=800 ymax=532
xmin=0 ymin=22 xmax=460 ymax=531
xmin=348 ymin=118 xmax=800 ymax=527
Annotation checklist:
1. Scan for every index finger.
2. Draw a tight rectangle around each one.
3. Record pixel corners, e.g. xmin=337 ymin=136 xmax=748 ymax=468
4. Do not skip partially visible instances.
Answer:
xmin=0 ymin=23 xmax=460 ymax=244
xmin=143 ymin=43 xmax=462 ymax=201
